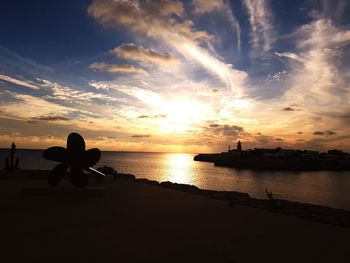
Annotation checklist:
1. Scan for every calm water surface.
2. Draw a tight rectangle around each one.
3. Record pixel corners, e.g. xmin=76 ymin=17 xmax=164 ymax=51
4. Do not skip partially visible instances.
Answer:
xmin=2 ymin=149 xmax=350 ymax=210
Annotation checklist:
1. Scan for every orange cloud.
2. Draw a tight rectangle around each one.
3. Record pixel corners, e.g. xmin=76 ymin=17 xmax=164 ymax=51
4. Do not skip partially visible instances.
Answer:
xmin=89 ymin=62 xmax=146 ymax=75
xmin=113 ymin=43 xmax=179 ymax=65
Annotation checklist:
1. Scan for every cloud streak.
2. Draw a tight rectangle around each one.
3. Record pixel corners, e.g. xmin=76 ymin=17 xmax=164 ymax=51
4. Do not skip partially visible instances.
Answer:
xmin=39 ymin=79 xmax=119 ymax=104
xmin=31 ymin=115 xmax=71 ymax=121
xmin=89 ymin=62 xmax=146 ymax=75
xmin=113 ymin=43 xmax=179 ymax=66
xmin=132 ymin=134 xmax=151 ymax=138
xmin=313 ymin=131 xmax=337 ymax=136
xmin=0 ymin=93 xmax=74 ymax=120
xmin=192 ymin=0 xmax=225 ymax=14
xmin=88 ymin=0 xmax=211 ymax=42
xmin=242 ymin=0 xmax=275 ymax=52
xmin=192 ymin=0 xmax=241 ymax=51
xmin=174 ymin=42 xmax=247 ymax=96
xmin=0 ymin=74 xmax=40 ymax=90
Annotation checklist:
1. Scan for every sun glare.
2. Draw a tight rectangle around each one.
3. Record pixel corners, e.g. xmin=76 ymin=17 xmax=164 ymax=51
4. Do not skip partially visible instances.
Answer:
xmin=160 ymin=100 xmax=209 ymax=132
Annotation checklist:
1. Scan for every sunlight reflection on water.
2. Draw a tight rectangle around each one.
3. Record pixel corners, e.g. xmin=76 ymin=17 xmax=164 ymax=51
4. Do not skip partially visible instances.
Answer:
xmin=163 ymin=153 xmax=194 ymax=184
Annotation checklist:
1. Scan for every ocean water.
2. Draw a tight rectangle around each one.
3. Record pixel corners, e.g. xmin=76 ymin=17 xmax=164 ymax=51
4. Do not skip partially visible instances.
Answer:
xmin=1 ymin=149 xmax=350 ymax=210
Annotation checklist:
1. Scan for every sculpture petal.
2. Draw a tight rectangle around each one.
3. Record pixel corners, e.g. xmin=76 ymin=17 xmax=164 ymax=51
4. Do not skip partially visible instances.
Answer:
xmin=48 ymin=163 xmax=68 ymax=186
xmin=83 ymin=148 xmax=101 ymax=167
xmin=69 ymin=167 xmax=88 ymax=187
xmin=43 ymin=146 xmax=67 ymax=162
xmin=67 ymin=133 xmax=85 ymax=154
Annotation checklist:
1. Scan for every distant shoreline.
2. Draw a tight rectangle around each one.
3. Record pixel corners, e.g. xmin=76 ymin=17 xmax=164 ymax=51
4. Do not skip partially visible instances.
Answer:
xmin=2 ymin=167 xmax=350 ymax=229
xmin=194 ymin=153 xmax=350 ymax=171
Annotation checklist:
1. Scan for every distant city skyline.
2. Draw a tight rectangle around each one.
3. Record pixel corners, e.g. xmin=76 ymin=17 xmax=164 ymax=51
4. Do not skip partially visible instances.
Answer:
xmin=1 ymin=0 xmax=350 ymax=153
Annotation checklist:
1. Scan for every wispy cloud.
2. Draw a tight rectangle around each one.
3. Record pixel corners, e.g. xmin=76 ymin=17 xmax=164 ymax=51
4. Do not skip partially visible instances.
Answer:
xmin=131 ymin=134 xmax=151 ymax=138
xmin=87 ymin=0 xmax=211 ymax=42
xmin=39 ymin=79 xmax=119 ymax=104
xmin=282 ymin=19 xmax=350 ymax=110
xmin=192 ymin=0 xmax=241 ymax=51
xmin=253 ymin=17 xmax=350 ymax=150
xmin=282 ymin=107 xmax=295 ymax=111
xmin=225 ymin=2 xmax=241 ymax=52
xmin=275 ymin=52 xmax=304 ymax=63
xmin=117 ymin=85 xmax=163 ymax=107
xmin=88 ymin=0 xmax=248 ymax=96
xmin=313 ymin=130 xmax=337 ymax=136
xmin=204 ymin=123 xmax=245 ymax=138
xmin=192 ymin=0 xmax=225 ymax=14
xmin=113 ymin=43 xmax=179 ymax=66
xmin=88 ymin=81 xmax=110 ymax=90
xmin=242 ymin=0 xmax=275 ymax=52
xmin=138 ymin=114 xmax=166 ymax=119
xmin=173 ymin=42 xmax=247 ymax=96
xmin=312 ymin=0 xmax=349 ymax=23
xmin=0 ymin=45 xmax=53 ymax=76
xmin=89 ymin=62 xmax=146 ymax=75
xmin=0 ymin=74 xmax=40 ymax=90
xmin=0 ymin=93 xmax=75 ymax=120
xmin=31 ymin=115 xmax=71 ymax=121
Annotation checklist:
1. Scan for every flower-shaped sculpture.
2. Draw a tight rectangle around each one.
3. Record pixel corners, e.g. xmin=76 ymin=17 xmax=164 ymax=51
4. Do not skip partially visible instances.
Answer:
xmin=43 ymin=133 xmax=105 ymax=187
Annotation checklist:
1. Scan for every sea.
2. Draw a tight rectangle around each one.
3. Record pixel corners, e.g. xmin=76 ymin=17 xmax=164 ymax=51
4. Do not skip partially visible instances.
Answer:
xmin=1 ymin=149 xmax=350 ymax=210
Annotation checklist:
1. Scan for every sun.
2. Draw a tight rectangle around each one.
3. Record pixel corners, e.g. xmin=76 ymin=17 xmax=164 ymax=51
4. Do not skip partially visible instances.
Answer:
xmin=160 ymin=99 xmax=210 ymax=132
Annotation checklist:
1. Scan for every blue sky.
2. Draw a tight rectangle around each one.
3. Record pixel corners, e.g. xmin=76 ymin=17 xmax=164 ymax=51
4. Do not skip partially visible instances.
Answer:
xmin=1 ymin=0 xmax=350 ymax=152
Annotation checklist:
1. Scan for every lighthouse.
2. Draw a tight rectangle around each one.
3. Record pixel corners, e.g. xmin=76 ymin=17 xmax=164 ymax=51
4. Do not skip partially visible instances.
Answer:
xmin=237 ymin=140 xmax=242 ymax=152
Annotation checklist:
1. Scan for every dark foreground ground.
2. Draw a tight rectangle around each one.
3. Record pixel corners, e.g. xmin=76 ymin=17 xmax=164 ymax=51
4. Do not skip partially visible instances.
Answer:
xmin=1 ymin=175 xmax=350 ymax=263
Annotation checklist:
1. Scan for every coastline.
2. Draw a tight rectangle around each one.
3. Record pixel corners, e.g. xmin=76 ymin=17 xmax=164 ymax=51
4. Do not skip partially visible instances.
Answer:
xmin=194 ymin=153 xmax=350 ymax=171
xmin=2 ymin=167 xmax=350 ymax=228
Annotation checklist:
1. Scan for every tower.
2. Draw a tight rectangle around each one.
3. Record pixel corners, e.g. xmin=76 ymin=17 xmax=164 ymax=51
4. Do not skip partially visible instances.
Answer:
xmin=237 ymin=140 xmax=242 ymax=152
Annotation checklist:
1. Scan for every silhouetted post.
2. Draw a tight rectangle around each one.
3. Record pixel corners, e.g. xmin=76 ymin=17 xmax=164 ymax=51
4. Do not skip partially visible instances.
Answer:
xmin=10 ymin=142 xmax=16 ymax=170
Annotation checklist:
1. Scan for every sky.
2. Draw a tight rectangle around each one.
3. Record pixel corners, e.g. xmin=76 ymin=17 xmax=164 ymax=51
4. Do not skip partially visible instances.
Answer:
xmin=1 ymin=0 xmax=350 ymax=153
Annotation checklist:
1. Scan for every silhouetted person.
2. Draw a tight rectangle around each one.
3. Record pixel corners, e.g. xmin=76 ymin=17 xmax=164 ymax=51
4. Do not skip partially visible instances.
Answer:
xmin=10 ymin=142 xmax=16 ymax=169
xmin=4 ymin=142 xmax=19 ymax=173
